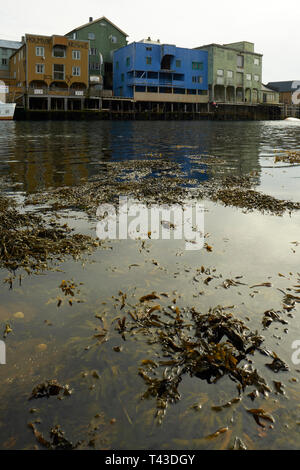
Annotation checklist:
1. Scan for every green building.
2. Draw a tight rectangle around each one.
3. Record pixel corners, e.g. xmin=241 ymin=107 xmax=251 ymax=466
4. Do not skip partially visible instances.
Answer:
xmin=195 ymin=41 xmax=262 ymax=104
xmin=66 ymin=16 xmax=128 ymax=90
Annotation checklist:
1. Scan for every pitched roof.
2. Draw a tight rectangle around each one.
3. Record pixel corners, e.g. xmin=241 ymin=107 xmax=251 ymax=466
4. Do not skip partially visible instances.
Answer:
xmin=66 ymin=16 xmax=128 ymax=37
xmin=0 ymin=39 xmax=22 ymax=50
xmin=267 ymin=81 xmax=300 ymax=92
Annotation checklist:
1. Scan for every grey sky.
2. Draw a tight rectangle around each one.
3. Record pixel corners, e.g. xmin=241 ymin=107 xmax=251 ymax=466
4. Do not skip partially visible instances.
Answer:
xmin=1 ymin=0 xmax=299 ymax=83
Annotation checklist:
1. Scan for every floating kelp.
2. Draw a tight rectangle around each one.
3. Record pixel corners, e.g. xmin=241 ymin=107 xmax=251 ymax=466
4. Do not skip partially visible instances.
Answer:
xmin=275 ymin=150 xmax=300 ymax=164
xmin=23 ymin=160 xmax=300 ymax=217
xmin=28 ymin=423 xmax=79 ymax=450
xmin=128 ymin=301 xmax=287 ymax=423
xmin=212 ymin=188 xmax=300 ymax=215
xmin=0 ymin=193 xmax=99 ymax=275
xmin=29 ymin=380 xmax=73 ymax=400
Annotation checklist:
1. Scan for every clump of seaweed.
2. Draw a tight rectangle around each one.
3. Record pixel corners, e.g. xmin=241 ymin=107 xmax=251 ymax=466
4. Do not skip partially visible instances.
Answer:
xmin=28 ymin=422 xmax=79 ymax=450
xmin=212 ymin=188 xmax=300 ymax=215
xmin=0 ymin=193 xmax=99 ymax=275
xmin=127 ymin=301 xmax=288 ymax=423
xmin=275 ymin=150 xmax=300 ymax=164
xmin=24 ymin=159 xmax=300 ymax=217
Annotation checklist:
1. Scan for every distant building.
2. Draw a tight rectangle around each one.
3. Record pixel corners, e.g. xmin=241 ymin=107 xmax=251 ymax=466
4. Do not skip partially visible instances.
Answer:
xmin=0 ymin=39 xmax=22 ymax=81
xmin=113 ymin=39 xmax=208 ymax=105
xmin=66 ymin=16 xmax=128 ymax=90
xmin=9 ymin=33 xmax=100 ymax=110
xmin=266 ymin=81 xmax=300 ymax=104
xmin=195 ymin=41 xmax=262 ymax=104
xmin=261 ymin=84 xmax=280 ymax=104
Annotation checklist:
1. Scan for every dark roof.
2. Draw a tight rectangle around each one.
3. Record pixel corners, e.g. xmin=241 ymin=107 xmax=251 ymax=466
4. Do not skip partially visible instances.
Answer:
xmin=0 ymin=39 xmax=22 ymax=50
xmin=267 ymin=81 xmax=300 ymax=92
xmin=66 ymin=16 xmax=128 ymax=37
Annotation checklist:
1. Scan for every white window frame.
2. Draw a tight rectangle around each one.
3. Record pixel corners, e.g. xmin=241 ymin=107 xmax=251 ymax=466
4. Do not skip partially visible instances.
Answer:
xmin=246 ymin=73 xmax=251 ymax=81
xmin=36 ymin=63 xmax=45 ymax=74
xmin=72 ymin=50 xmax=81 ymax=60
xmin=88 ymin=32 xmax=95 ymax=40
xmin=254 ymin=58 xmax=259 ymax=66
xmin=254 ymin=74 xmax=259 ymax=82
xmin=217 ymin=69 xmax=224 ymax=76
xmin=36 ymin=47 xmax=45 ymax=57
xmin=72 ymin=66 xmax=81 ymax=77
xmin=227 ymin=70 xmax=233 ymax=78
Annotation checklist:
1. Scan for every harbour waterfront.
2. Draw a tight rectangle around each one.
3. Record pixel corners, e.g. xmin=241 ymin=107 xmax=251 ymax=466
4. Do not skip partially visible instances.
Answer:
xmin=0 ymin=120 xmax=300 ymax=450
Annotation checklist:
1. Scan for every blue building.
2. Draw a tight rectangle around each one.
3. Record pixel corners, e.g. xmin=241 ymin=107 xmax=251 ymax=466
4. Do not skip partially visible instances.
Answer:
xmin=113 ymin=38 xmax=208 ymax=106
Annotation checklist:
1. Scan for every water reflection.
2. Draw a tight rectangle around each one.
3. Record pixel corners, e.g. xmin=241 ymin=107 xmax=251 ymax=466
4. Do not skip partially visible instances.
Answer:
xmin=0 ymin=120 xmax=265 ymax=193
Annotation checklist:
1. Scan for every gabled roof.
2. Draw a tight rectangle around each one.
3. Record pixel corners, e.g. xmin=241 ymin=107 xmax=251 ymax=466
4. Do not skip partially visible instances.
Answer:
xmin=267 ymin=81 xmax=300 ymax=92
xmin=0 ymin=39 xmax=22 ymax=50
xmin=66 ymin=16 xmax=128 ymax=37
xmin=261 ymin=84 xmax=278 ymax=92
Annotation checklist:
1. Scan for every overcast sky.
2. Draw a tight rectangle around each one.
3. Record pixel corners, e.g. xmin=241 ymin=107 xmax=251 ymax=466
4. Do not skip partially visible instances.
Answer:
xmin=1 ymin=0 xmax=299 ymax=83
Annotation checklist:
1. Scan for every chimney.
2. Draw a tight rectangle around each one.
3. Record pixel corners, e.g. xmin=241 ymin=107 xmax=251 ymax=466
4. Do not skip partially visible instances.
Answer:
xmin=89 ymin=17 xmax=93 ymax=22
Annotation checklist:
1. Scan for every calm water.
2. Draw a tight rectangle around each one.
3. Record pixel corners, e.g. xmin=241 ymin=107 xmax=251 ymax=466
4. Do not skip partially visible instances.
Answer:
xmin=0 ymin=120 xmax=300 ymax=450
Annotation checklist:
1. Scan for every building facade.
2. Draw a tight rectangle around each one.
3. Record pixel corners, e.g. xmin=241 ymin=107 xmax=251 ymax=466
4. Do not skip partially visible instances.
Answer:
xmin=0 ymin=39 xmax=22 ymax=81
xmin=196 ymin=41 xmax=262 ymax=104
xmin=266 ymin=81 xmax=300 ymax=105
xmin=9 ymin=33 xmax=100 ymax=110
xmin=113 ymin=39 xmax=208 ymax=105
xmin=66 ymin=16 xmax=128 ymax=90
xmin=261 ymin=84 xmax=279 ymax=104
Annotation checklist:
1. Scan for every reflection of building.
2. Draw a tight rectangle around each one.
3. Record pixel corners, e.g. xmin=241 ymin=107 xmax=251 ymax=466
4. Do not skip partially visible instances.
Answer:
xmin=9 ymin=34 xmax=101 ymax=110
xmin=195 ymin=42 xmax=262 ymax=104
xmin=113 ymin=39 xmax=208 ymax=106
xmin=0 ymin=39 xmax=22 ymax=81
xmin=66 ymin=17 xmax=128 ymax=91
xmin=266 ymin=81 xmax=300 ymax=105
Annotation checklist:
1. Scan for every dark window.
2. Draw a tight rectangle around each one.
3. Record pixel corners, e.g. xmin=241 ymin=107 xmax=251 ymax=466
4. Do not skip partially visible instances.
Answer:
xmin=192 ymin=62 xmax=203 ymax=70
xmin=146 ymin=56 xmax=152 ymax=65
xmin=176 ymin=59 xmax=181 ymax=68
xmin=53 ymin=46 xmax=66 ymax=58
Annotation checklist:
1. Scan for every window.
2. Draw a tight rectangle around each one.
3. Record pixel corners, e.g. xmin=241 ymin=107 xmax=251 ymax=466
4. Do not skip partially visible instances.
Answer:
xmin=217 ymin=69 xmax=224 ymax=76
xmin=2 ymin=49 xmax=7 ymax=56
xmin=110 ymin=35 xmax=117 ymax=43
xmin=88 ymin=32 xmax=95 ymax=40
xmin=53 ymin=46 xmax=66 ymax=58
xmin=192 ymin=76 xmax=203 ymax=83
xmin=36 ymin=64 xmax=45 ymax=74
xmin=126 ymin=57 xmax=130 ymax=67
xmin=254 ymin=74 xmax=259 ymax=81
xmin=53 ymin=64 xmax=65 ymax=80
xmin=116 ymin=61 xmax=119 ymax=70
xmin=146 ymin=56 xmax=152 ymax=65
xmin=246 ymin=73 xmax=251 ymax=80
xmin=176 ymin=59 xmax=181 ymax=68
xmin=1 ymin=59 xmax=7 ymax=66
xmin=121 ymin=73 xmax=124 ymax=82
xmin=90 ymin=48 xmax=98 ymax=55
xmin=227 ymin=70 xmax=233 ymax=78
xmin=72 ymin=66 xmax=80 ymax=76
xmin=36 ymin=47 xmax=45 ymax=57
xmin=237 ymin=55 xmax=244 ymax=67
xmin=192 ymin=61 xmax=203 ymax=70
xmin=73 ymin=32 xmax=77 ymax=39
xmin=254 ymin=58 xmax=259 ymax=66
xmin=146 ymin=47 xmax=152 ymax=51
xmin=72 ymin=50 xmax=81 ymax=60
